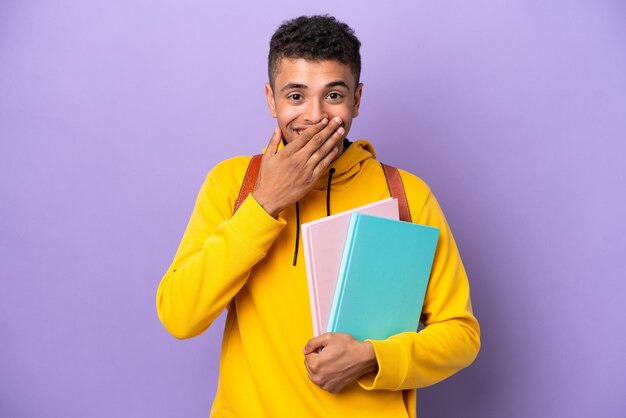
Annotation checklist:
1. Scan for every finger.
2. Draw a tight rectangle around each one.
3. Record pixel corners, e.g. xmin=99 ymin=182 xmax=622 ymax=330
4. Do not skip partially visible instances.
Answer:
xmin=317 ymin=124 xmax=345 ymax=159
xmin=298 ymin=117 xmax=331 ymax=142
xmin=263 ymin=126 xmax=282 ymax=159
xmin=302 ymin=334 xmax=330 ymax=354
xmin=311 ymin=145 xmax=341 ymax=179
xmin=282 ymin=118 xmax=329 ymax=155
xmin=299 ymin=116 xmax=344 ymax=158
xmin=303 ymin=339 xmax=321 ymax=355
xmin=306 ymin=125 xmax=344 ymax=171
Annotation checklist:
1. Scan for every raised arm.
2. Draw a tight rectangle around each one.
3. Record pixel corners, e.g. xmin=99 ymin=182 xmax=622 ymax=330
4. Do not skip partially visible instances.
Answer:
xmin=157 ymin=118 xmax=346 ymax=339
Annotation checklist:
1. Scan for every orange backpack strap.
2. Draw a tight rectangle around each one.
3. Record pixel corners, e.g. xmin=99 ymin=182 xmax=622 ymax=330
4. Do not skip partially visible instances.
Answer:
xmin=234 ymin=154 xmax=262 ymax=213
xmin=381 ymin=163 xmax=412 ymax=223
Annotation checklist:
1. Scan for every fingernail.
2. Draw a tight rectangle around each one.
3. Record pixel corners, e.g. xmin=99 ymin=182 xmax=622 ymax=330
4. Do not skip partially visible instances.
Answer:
xmin=338 ymin=127 xmax=345 ymax=135
xmin=333 ymin=116 xmax=342 ymax=123
xmin=321 ymin=118 xmax=328 ymax=125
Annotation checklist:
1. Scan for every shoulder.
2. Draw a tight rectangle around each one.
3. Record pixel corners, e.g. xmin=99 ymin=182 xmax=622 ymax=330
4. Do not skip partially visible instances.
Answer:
xmin=196 ymin=155 xmax=257 ymax=211
xmin=207 ymin=155 xmax=256 ymax=184
xmin=388 ymin=165 xmax=433 ymax=221
xmin=396 ymin=167 xmax=431 ymax=196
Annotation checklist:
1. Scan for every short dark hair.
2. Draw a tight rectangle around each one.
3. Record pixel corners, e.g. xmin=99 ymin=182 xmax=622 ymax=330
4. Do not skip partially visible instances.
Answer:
xmin=268 ymin=15 xmax=361 ymax=88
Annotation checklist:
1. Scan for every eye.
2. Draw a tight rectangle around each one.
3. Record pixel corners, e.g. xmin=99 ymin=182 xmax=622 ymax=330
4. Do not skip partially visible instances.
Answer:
xmin=288 ymin=93 xmax=303 ymax=101
xmin=327 ymin=92 xmax=343 ymax=101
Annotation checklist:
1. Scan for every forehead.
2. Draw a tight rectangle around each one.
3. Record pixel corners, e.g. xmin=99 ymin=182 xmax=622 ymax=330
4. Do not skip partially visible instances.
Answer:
xmin=273 ymin=58 xmax=355 ymax=89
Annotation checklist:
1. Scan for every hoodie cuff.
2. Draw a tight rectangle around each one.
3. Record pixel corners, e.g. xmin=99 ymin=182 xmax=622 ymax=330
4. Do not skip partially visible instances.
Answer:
xmin=227 ymin=194 xmax=286 ymax=255
xmin=357 ymin=338 xmax=409 ymax=391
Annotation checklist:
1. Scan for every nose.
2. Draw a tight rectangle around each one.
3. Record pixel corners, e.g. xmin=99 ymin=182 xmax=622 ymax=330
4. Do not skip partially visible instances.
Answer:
xmin=303 ymin=99 xmax=329 ymax=125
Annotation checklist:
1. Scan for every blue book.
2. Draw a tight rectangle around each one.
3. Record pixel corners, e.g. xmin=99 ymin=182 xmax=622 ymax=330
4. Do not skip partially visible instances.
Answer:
xmin=327 ymin=213 xmax=440 ymax=341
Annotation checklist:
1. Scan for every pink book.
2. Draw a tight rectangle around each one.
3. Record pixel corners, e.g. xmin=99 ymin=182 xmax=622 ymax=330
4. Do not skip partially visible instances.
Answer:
xmin=302 ymin=198 xmax=400 ymax=336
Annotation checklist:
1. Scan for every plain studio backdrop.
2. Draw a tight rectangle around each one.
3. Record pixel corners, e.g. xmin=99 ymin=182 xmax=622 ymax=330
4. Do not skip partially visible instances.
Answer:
xmin=1 ymin=1 xmax=625 ymax=417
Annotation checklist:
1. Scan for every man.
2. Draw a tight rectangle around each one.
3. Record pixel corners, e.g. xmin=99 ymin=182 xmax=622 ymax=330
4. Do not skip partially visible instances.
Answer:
xmin=157 ymin=15 xmax=480 ymax=417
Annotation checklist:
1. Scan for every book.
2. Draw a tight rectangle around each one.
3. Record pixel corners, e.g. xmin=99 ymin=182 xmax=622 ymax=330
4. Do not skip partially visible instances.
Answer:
xmin=327 ymin=213 xmax=440 ymax=341
xmin=302 ymin=198 xmax=400 ymax=336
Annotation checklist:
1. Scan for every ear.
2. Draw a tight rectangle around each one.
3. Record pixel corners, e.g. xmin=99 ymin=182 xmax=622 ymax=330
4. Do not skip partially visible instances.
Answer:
xmin=352 ymin=83 xmax=363 ymax=118
xmin=265 ymin=83 xmax=277 ymax=118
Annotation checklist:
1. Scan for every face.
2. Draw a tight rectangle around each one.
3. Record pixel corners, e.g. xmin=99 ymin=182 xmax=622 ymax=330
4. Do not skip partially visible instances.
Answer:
xmin=265 ymin=58 xmax=363 ymax=149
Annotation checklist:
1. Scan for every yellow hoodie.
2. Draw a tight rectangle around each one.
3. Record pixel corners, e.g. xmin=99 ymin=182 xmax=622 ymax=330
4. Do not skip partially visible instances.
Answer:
xmin=156 ymin=140 xmax=480 ymax=417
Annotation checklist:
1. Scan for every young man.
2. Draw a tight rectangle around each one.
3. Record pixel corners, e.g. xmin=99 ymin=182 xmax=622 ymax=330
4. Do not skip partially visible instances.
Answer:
xmin=157 ymin=15 xmax=480 ymax=417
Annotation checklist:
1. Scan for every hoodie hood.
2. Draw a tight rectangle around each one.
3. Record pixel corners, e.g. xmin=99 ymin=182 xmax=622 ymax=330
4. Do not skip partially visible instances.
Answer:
xmin=313 ymin=139 xmax=376 ymax=190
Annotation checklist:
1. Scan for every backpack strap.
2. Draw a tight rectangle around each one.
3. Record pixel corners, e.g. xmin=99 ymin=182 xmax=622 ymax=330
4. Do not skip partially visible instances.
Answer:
xmin=234 ymin=155 xmax=412 ymax=223
xmin=381 ymin=163 xmax=412 ymax=223
xmin=234 ymin=154 xmax=262 ymax=213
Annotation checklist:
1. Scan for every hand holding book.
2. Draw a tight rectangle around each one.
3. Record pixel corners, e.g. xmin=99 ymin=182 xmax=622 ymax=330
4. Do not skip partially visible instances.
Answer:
xmin=302 ymin=332 xmax=378 ymax=393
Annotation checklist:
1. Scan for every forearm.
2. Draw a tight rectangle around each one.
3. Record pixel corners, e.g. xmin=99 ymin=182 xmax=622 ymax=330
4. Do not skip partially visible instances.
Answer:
xmin=360 ymin=315 xmax=480 ymax=390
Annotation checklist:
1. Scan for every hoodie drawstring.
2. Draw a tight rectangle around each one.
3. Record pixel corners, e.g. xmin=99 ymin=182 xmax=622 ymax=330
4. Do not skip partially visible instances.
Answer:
xmin=326 ymin=168 xmax=335 ymax=217
xmin=292 ymin=201 xmax=300 ymax=266
xmin=292 ymin=167 xmax=336 ymax=266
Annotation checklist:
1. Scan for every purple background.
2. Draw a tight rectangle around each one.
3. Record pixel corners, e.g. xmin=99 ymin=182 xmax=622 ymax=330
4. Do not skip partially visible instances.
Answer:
xmin=1 ymin=1 xmax=625 ymax=417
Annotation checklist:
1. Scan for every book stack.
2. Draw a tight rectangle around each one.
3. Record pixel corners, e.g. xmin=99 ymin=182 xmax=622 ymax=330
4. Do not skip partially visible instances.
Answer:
xmin=302 ymin=199 xmax=439 ymax=341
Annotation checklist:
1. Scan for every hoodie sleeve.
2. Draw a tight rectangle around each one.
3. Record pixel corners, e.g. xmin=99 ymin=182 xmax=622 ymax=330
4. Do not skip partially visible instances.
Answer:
xmin=156 ymin=159 xmax=287 ymax=339
xmin=357 ymin=182 xmax=480 ymax=390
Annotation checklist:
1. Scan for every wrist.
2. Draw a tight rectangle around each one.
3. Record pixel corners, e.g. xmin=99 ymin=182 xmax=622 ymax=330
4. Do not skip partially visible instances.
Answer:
xmin=251 ymin=191 xmax=282 ymax=218
xmin=360 ymin=341 xmax=379 ymax=376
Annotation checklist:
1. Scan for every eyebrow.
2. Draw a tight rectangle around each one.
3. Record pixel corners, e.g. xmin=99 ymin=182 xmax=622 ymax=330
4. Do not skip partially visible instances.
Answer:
xmin=280 ymin=80 xmax=350 ymax=92
xmin=325 ymin=80 xmax=350 ymax=90
xmin=280 ymin=83 xmax=307 ymax=92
